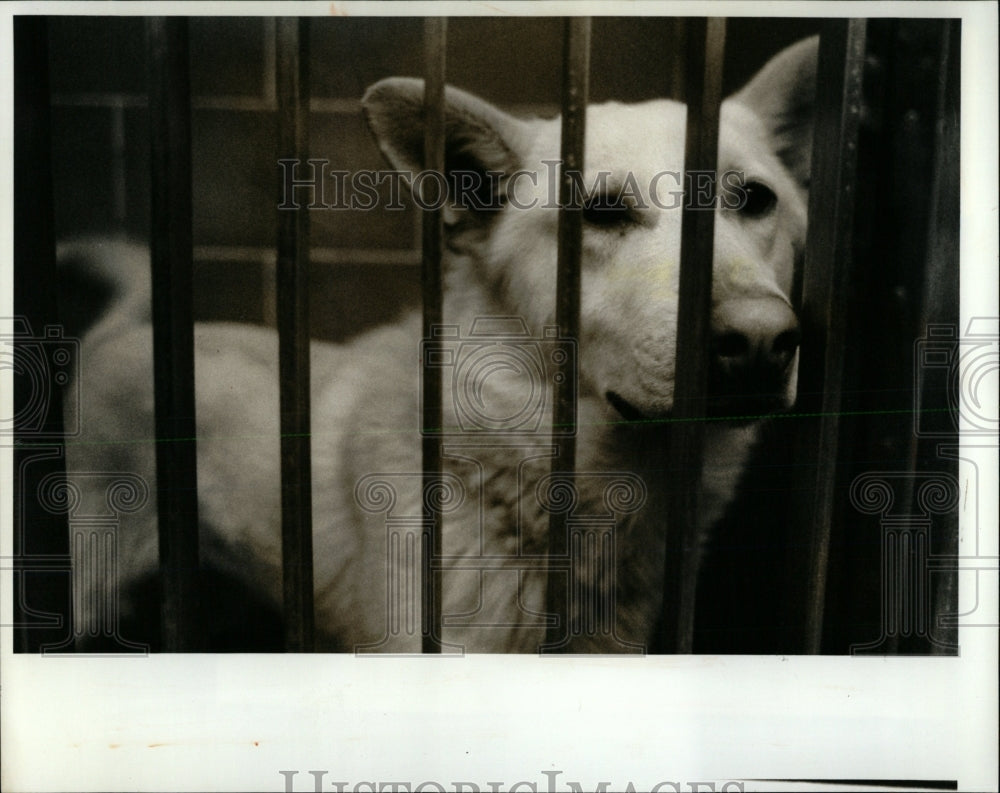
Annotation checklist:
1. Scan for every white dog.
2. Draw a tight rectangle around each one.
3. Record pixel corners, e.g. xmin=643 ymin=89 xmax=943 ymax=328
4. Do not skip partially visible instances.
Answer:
xmin=64 ymin=37 xmax=817 ymax=652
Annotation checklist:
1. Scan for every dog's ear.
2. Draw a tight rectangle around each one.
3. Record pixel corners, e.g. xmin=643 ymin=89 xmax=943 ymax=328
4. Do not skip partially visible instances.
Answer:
xmin=731 ymin=36 xmax=819 ymax=187
xmin=362 ymin=78 xmax=531 ymax=219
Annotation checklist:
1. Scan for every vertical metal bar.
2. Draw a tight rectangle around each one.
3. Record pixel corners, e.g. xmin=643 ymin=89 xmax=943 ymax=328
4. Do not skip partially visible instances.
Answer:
xmin=787 ymin=20 xmax=867 ymax=653
xmin=915 ymin=19 xmax=960 ymax=654
xmin=668 ymin=18 xmax=688 ymax=99
xmin=544 ymin=17 xmax=592 ymax=651
xmin=421 ymin=16 xmax=447 ymax=655
xmin=13 ymin=17 xmax=72 ymax=653
xmin=652 ymin=17 xmax=726 ymax=654
xmin=147 ymin=17 xmax=201 ymax=652
xmin=276 ymin=17 xmax=315 ymax=652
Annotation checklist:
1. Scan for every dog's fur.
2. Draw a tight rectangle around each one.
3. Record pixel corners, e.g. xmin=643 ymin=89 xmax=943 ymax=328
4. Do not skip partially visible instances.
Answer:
xmin=64 ymin=37 xmax=818 ymax=652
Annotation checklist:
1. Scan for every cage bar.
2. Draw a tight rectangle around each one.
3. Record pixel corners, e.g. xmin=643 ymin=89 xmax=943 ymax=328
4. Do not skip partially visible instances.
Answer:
xmin=654 ymin=17 xmax=727 ymax=654
xmin=918 ymin=19 xmax=961 ymax=655
xmin=13 ymin=16 xmax=73 ymax=653
xmin=276 ymin=17 xmax=315 ymax=653
xmin=543 ymin=17 xmax=592 ymax=651
xmin=146 ymin=17 xmax=202 ymax=652
xmin=786 ymin=19 xmax=868 ymax=653
xmin=421 ymin=16 xmax=447 ymax=654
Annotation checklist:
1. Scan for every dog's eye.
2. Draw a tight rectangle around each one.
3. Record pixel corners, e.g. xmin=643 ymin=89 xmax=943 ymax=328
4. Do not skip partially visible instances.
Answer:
xmin=582 ymin=194 xmax=635 ymax=228
xmin=739 ymin=181 xmax=777 ymax=217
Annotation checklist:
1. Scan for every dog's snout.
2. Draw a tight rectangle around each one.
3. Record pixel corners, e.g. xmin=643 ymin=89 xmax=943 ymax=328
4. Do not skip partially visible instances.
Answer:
xmin=711 ymin=297 xmax=800 ymax=375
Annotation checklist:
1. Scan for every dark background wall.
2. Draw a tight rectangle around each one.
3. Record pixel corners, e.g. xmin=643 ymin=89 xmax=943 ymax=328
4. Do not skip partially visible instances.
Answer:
xmin=48 ymin=16 xmax=823 ymax=340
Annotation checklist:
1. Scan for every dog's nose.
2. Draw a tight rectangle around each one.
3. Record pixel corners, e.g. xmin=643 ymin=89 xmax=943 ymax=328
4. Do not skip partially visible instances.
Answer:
xmin=711 ymin=297 xmax=800 ymax=376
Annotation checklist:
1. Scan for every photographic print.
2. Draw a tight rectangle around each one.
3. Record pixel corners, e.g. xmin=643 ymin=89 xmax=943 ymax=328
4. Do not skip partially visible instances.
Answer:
xmin=2 ymin=2 xmax=996 ymax=791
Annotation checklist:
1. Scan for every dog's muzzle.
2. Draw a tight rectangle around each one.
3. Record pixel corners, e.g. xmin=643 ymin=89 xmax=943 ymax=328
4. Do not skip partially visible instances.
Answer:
xmin=607 ymin=296 xmax=800 ymax=425
xmin=706 ymin=296 xmax=800 ymax=422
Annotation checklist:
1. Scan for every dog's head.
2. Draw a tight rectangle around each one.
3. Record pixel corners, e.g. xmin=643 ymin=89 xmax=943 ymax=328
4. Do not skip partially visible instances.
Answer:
xmin=362 ymin=37 xmax=818 ymax=424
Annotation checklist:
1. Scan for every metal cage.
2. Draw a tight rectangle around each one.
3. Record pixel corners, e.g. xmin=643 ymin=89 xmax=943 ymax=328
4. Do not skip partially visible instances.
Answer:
xmin=12 ymin=14 xmax=961 ymax=655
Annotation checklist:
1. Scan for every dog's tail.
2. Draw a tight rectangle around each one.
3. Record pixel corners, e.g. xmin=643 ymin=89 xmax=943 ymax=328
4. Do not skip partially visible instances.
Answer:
xmin=57 ymin=237 xmax=152 ymax=343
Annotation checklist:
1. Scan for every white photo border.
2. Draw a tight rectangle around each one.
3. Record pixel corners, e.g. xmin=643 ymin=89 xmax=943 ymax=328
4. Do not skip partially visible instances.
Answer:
xmin=1 ymin=2 xmax=997 ymax=792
